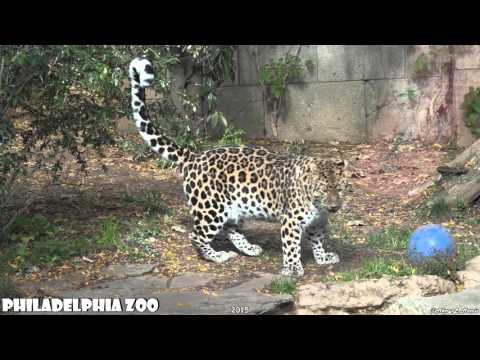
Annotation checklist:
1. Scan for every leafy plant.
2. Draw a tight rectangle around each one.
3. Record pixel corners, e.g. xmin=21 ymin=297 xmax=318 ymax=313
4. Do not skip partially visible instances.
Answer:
xmin=462 ymin=86 xmax=480 ymax=138
xmin=117 ymin=137 xmax=153 ymax=162
xmin=429 ymin=198 xmax=451 ymax=220
xmin=390 ymin=132 xmax=405 ymax=153
xmin=0 ymin=213 xmax=97 ymax=269
xmin=399 ymin=88 xmax=417 ymax=101
xmin=6 ymin=214 xmax=57 ymax=243
xmin=269 ymin=276 xmax=297 ymax=295
xmin=217 ymin=125 xmax=244 ymax=146
xmin=413 ymin=52 xmax=433 ymax=78
xmin=259 ymin=53 xmax=304 ymax=137
xmin=0 ymin=45 xmax=236 ymax=238
xmin=95 ymin=217 xmax=123 ymax=249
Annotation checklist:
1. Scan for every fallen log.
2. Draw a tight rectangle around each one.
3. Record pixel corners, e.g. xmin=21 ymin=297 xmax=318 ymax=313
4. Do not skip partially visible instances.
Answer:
xmin=436 ymin=138 xmax=480 ymax=207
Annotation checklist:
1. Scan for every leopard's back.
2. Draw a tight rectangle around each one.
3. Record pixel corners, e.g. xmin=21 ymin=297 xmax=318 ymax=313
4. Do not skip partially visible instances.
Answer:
xmin=182 ymin=145 xmax=295 ymax=223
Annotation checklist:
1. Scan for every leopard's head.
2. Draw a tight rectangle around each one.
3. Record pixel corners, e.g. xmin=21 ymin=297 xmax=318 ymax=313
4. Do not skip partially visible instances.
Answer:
xmin=307 ymin=157 xmax=349 ymax=213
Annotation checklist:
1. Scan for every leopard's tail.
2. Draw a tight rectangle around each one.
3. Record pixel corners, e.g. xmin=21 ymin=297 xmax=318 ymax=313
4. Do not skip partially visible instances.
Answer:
xmin=128 ymin=57 xmax=189 ymax=164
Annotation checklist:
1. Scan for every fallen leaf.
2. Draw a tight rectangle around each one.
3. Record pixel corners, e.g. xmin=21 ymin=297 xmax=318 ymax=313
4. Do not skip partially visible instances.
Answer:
xmin=346 ymin=220 xmax=366 ymax=227
xmin=176 ymin=302 xmax=192 ymax=308
xmin=172 ymin=225 xmax=188 ymax=233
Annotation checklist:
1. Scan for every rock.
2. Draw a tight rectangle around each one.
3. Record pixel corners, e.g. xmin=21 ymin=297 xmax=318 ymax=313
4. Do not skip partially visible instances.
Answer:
xmin=457 ymin=255 xmax=480 ymax=289
xmin=382 ymin=286 xmax=480 ymax=315
xmin=16 ymin=272 xmax=293 ymax=315
xmin=407 ymin=180 xmax=434 ymax=198
xmin=100 ymin=263 xmax=158 ymax=280
xmin=295 ymin=275 xmax=456 ymax=315
xmin=457 ymin=271 xmax=480 ymax=289
xmin=465 ymin=256 xmax=480 ymax=273
xmin=168 ymin=272 xmax=215 ymax=289
xmin=57 ymin=275 xmax=170 ymax=299
xmin=16 ymin=272 xmax=87 ymax=297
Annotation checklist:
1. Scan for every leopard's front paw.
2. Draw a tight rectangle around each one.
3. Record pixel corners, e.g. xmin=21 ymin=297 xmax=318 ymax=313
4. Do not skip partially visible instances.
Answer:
xmin=314 ymin=252 xmax=340 ymax=265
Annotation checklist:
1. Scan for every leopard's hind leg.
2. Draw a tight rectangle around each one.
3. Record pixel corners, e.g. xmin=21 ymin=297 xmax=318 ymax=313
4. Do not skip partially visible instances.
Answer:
xmin=190 ymin=211 xmax=237 ymax=263
xmin=224 ymin=220 xmax=263 ymax=257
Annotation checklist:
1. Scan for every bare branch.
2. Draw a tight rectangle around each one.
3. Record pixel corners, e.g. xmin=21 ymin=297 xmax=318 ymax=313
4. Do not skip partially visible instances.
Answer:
xmin=0 ymin=56 xmax=4 ymax=95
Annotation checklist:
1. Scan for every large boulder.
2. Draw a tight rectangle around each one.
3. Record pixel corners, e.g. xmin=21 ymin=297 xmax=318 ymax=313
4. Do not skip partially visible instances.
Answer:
xmin=295 ymin=275 xmax=456 ymax=315
xmin=457 ymin=256 xmax=480 ymax=289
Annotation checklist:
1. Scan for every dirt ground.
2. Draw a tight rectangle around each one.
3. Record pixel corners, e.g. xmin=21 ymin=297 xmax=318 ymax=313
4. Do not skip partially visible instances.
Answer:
xmin=6 ymin=138 xmax=480 ymax=292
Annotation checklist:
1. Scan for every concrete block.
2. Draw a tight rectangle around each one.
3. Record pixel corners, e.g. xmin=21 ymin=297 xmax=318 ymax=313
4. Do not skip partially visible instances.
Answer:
xmin=365 ymin=77 xmax=440 ymax=141
xmin=316 ymin=45 xmax=405 ymax=82
xmin=405 ymin=45 xmax=440 ymax=79
xmin=456 ymin=45 xmax=480 ymax=70
xmin=238 ymin=45 xmax=261 ymax=85
xmin=217 ymin=85 xmax=265 ymax=138
xmin=365 ymin=78 xmax=412 ymax=140
xmin=363 ymin=45 xmax=405 ymax=79
xmin=317 ymin=45 xmax=365 ymax=81
xmin=270 ymin=81 xmax=366 ymax=143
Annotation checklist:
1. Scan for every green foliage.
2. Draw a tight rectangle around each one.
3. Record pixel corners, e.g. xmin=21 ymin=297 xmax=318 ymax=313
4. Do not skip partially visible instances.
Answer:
xmin=269 ymin=276 xmax=297 ymax=295
xmin=304 ymin=59 xmax=316 ymax=74
xmin=429 ymin=198 xmax=451 ymax=220
xmin=217 ymin=125 xmax=245 ymax=146
xmin=330 ymin=258 xmax=417 ymax=282
xmin=0 ymin=45 xmax=236 ymax=237
xmin=462 ymin=87 xmax=480 ymax=138
xmin=0 ymin=214 xmax=94 ymax=270
xmin=117 ymin=137 xmax=153 ymax=162
xmin=390 ymin=132 xmax=405 ymax=153
xmin=367 ymin=226 xmax=412 ymax=251
xmin=122 ymin=217 xmax=163 ymax=259
xmin=258 ymin=53 xmax=304 ymax=137
xmin=455 ymin=200 xmax=468 ymax=212
xmin=399 ymin=88 xmax=417 ymax=101
xmin=414 ymin=243 xmax=480 ymax=281
xmin=95 ymin=217 xmax=123 ymax=249
xmin=413 ymin=52 xmax=432 ymax=78
xmin=7 ymin=214 xmax=57 ymax=243
xmin=360 ymin=258 xmax=416 ymax=278
xmin=259 ymin=54 xmax=304 ymax=100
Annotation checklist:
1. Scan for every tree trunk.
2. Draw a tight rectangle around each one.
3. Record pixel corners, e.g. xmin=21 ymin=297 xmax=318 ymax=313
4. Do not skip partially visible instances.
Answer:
xmin=271 ymin=101 xmax=279 ymax=138
xmin=437 ymin=138 xmax=480 ymax=206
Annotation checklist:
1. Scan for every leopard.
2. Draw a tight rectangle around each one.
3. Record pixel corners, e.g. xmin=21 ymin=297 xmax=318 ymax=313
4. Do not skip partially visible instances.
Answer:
xmin=128 ymin=57 xmax=349 ymax=277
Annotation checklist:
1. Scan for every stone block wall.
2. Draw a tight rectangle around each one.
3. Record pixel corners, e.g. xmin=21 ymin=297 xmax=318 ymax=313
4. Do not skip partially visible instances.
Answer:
xmin=217 ymin=45 xmax=480 ymax=147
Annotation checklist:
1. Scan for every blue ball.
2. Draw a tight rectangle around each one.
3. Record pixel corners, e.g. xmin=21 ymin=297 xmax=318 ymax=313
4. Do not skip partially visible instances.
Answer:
xmin=407 ymin=224 xmax=456 ymax=263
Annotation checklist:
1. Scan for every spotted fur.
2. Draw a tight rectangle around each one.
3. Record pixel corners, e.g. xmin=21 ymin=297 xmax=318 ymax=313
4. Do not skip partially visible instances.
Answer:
xmin=128 ymin=57 xmax=349 ymax=276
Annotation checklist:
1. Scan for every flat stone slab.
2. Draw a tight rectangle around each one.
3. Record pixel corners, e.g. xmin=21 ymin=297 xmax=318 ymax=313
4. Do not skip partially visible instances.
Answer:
xmin=168 ymin=272 xmax=216 ymax=289
xmin=12 ymin=273 xmax=292 ymax=315
xmin=99 ymin=263 xmax=158 ymax=280
xmin=16 ymin=272 xmax=87 ymax=297
xmin=382 ymin=286 xmax=480 ymax=315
